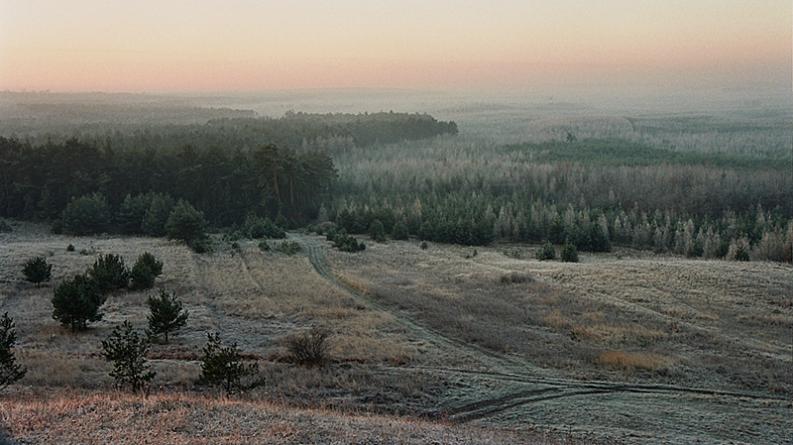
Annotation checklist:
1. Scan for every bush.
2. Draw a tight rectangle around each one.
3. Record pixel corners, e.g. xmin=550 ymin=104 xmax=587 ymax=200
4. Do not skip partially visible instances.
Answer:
xmin=0 ymin=312 xmax=27 ymax=391
xmin=129 ymin=253 xmax=163 ymax=291
xmin=561 ymin=243 xmax=579 ymax=262
xmin=369 ymin=219 xmax=386 ymax=242
xmin=52 ymin=274 xmax=104 ymax=331
xmin=101 ymin=321 xmax=155 ymax=392
xmin=331 ymin=232 xmax=366 ymax=252
xmin=244 ymin=215 xmax=286 ymax=239
xmin=199 ymin=332 xmax=257 ymax=393
xmin=286 ymin=326 xmax=331 ymax=367
xmin=22 ymin=256 xmax=52 ymax=284
xmin=536 ymin=242 xmax=556 ymax=261
xmin=61 ymin=193 xmax=111 ymax=235
xmin=258 ymin=240 xmax=270 ymax=251
xmin=166 ymin=200 xmax=207 ymax=246
xmin=391 ymin=220 xmax=409 ymax=240
xmin=420 ymin=241 xmax=428 ymax=250
xmin=66 ymin=244 xmax=75 ymax=252
xmin=274 ymin=240 xmax=302 ymax=255
xmin=187 ymin=237 xmax=212 ymax=254
xmin=88 ymin=254 xmax=129 ymax=294
xmin=147 ymin=290 xmax=189 ymax=343
xmin=136 ymin=252 xmax=163 ymax=276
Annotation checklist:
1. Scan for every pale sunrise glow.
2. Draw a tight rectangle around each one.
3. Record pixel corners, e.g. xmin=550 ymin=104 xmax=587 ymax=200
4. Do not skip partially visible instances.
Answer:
xmin=0 ymin=0 xmax=791 ymax=92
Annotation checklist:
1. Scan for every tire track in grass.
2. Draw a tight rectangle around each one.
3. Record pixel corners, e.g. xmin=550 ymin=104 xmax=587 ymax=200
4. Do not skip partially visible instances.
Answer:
xmin=291 ymin=233 xmax=790 ymax=424
xmin=292 ymin=233 xmax=531 ymax=372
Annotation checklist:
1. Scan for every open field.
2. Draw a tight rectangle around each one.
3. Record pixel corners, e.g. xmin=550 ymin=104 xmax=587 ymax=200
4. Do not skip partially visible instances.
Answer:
xmin=1 ymin=221 xmax=791 ymax=444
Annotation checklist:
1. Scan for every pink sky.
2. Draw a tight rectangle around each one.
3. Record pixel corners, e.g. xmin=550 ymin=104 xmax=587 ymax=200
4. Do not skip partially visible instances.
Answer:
xmin=1 ymin=0 xmax=790 ymax=92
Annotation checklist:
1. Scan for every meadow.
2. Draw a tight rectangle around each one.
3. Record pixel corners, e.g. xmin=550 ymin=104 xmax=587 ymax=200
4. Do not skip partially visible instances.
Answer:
xmin=1 ymin=220 xmax=790 ymax=444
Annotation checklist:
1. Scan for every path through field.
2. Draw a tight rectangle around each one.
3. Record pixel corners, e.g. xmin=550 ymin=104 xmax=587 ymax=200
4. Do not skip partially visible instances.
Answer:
xmin=290 ymin=233 xmax=793 ymax=444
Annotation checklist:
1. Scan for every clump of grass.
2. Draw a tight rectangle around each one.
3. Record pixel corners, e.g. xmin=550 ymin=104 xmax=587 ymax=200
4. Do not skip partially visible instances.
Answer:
xmin=499 ymin=272 xmax=534 ymax=284
xmin=595 ymin=350 xmax=673 ymax=372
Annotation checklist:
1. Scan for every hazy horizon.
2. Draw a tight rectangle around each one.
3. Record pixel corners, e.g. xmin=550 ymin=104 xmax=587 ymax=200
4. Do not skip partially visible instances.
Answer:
xmin=2 ymin=0 xmax=791 ymax=94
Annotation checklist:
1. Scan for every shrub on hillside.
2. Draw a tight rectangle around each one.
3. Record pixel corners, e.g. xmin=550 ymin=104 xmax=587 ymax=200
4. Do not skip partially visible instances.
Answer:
xmin=328 ymin=230 xmax=366 ymax=252
xmin=286 ymin=326 xmax=331 ymax=367
xmin=22 ymin=256 xmax=52 ymax=285
xmin=66 ymin=244 xmax=75 ymax=252
xmin=274 ymin=240 xmax=302 ymax=255
xmin=166 ymin=200 xmax=207 ymax=247
xmin=88 ymin=254 xmax=129 ymax=294
xmin=52 ymin=274 xmax=104 ymax=331
xmin=536 ymin=242 xmax=556 ymax=261
xmin=561 ymin=242 xmax=579 ymax=263
xmin=199 ymin=332 xmax=257 ymax=393
xmin=147 ymin=290 xmax=189 ymax=344
xmin=129 ymin=253 xmax=163 ymax=291
xmin=136 ymin=252 xmax=163 ymax=276
xmin=0 ymin=312 xmax=27 ymax=391
xmin=101 ymin=321 xmax=155 ymax=393
xmin=61 ymin=193 xmax=111 ymax=235
xmin=244 ymin=215 xmax=286 ymax=239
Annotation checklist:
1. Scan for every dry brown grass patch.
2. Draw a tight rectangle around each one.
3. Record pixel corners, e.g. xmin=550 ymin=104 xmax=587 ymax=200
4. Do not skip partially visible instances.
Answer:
xmin=543 ymin=309 xmax=572 ymax=329
xmin=595 ymin=350 xmax=674 ymax=371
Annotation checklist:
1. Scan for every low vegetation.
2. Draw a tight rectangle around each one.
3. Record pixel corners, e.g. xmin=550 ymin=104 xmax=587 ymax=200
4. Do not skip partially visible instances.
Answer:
xmin=326 ymin=228 xmax=366 ymax=252
xmin=0 ymin=312 xmax=26 ymax=390
xmin=129 ymin=252 xmax=163 ymax=290
xmin=146 ymin=290 xmax=189 ymax=343
xmin=101 ymin=321 xmax=155 ymax=392
xmin=51 ymin=274 xmax=105 ymax=331
xmin=536 ymin=242 xmax=556 ymax=261
xmin=286 ymin=326 xmax=331 ymax=367
xmin=273 ymin=240 xmax=302 ymax=255
xmin=561 ymin=242 xmax=579 ymax=262
xmin=87 ymin=254 xmax=129 ymax=294
xmin=198 ymin=332 xmax=258 ymax=393
xmin=22 ymin=256 xmax=52 ymax=284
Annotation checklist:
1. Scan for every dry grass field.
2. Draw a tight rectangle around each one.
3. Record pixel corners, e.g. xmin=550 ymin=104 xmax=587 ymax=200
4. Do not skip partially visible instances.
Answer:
xmin=2 ymin=389 xmax=555 ymax=445
xmin=1 ymin=221 xmax=791 ymax=444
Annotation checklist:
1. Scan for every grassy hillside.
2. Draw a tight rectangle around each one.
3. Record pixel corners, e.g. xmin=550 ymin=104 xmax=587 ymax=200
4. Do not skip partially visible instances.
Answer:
xmin=1 ymin=223 xmax=790 ymax=444
xmin=1 ymin=390 xmax=552 ymax=445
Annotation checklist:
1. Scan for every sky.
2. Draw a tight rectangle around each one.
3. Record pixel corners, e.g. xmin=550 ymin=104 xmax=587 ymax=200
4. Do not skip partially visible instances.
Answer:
xmin=0 ymin=0 xmax=790 ymax=93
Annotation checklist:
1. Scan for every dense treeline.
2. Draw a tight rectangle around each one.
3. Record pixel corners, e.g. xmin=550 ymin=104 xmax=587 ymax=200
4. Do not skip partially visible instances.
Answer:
xmin=329 ymin=136 xmax=793 ymax=262
xmin=0 ymin=137 xmax=335 ymax=227
xmin=328 ymin=194 xmax=793 ymax=261
xmin=4 ymin=111 xmax=458 ymax=153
